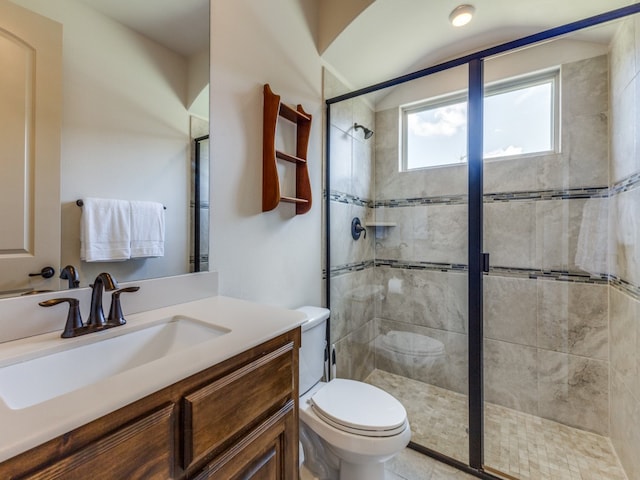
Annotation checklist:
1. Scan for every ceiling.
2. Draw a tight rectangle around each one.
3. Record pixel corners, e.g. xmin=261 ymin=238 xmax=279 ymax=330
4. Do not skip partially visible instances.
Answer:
xmin=79 ymin=0 xmax=209 ymax=57
xmin=322 ymin=0 xmax=639 ymax=92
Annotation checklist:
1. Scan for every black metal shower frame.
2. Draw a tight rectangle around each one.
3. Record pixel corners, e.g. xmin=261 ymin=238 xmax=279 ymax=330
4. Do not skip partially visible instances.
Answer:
xmin=324 ymin=4 xmax=640 ymax=479
xmin=193 ymin=134 xmax=209 ymax=273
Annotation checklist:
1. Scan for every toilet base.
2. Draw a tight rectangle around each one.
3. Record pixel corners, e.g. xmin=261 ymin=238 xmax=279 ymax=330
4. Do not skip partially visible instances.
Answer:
xmin=301 ymin=419 xmax=401 ymax=480
xmin=339 ymin=459 xmax=386 ymax=480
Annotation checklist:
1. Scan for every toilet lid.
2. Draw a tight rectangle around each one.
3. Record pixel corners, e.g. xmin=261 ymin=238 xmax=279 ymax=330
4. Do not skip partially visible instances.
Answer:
xmin=310 ymin=379 xmax=407 ymax=437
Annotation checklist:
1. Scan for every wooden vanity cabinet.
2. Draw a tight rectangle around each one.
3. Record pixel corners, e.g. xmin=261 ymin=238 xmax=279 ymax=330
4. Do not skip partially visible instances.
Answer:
xmin=0 ymin=328 xmax=300 ymax=480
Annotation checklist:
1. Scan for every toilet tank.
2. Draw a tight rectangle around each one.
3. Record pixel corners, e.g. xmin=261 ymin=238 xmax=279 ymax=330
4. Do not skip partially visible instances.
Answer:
xmin=296 ymin=306 xmax=330 ymax=396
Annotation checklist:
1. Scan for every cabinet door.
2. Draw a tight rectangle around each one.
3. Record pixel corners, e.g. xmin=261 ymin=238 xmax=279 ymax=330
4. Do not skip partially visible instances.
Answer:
xmin=24 ymin=405 xmax=175 ymax=480
xmin=192 ymin=401 xmax=298 ymax=480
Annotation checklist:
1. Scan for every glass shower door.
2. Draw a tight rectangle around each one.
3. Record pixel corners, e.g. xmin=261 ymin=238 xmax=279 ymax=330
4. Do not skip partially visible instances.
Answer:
xmin=324 ymin=7 xmax=640 ymax=478
xmin=481 ymin=23 xmax=626 ymax=479
xmin=346 ymin=66 xmax=471 ymax=465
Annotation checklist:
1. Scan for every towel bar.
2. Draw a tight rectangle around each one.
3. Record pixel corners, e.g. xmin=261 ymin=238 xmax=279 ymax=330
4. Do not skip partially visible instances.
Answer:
xmin=76 ymin=199 xmax=166 ymax=210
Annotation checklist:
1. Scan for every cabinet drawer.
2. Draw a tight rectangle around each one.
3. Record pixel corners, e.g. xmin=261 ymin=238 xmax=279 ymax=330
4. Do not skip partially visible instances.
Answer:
xmin=182 ymin=342 xmax=295 ymax=469
xmin=25 ymin=404 xmax=175 ymax=480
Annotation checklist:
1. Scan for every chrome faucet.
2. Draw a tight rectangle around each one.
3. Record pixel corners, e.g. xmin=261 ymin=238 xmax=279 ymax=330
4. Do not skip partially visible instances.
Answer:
xmin=87 ymin=272 xmax=118 ymax=328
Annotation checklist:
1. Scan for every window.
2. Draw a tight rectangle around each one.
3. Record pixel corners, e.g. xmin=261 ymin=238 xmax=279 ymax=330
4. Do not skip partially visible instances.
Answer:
xmin=402 ymin=70 xmax=558 ymax=171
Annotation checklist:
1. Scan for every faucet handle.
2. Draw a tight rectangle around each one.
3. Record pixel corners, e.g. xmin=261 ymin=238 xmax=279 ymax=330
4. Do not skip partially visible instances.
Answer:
xmin=39 ymin=298 xmax=83 ymax=338
xmin=107 ymin=287 xmax=140 ymax=325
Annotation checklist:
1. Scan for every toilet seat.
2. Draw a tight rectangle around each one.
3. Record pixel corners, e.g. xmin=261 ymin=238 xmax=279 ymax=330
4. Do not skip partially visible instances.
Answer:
xmin=309 ymin=379 xmax=407 ymax=437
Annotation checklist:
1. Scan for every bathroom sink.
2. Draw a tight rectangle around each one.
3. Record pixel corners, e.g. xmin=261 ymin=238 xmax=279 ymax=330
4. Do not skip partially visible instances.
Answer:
xmin=0 ymin=316 xmax=230 ymax=410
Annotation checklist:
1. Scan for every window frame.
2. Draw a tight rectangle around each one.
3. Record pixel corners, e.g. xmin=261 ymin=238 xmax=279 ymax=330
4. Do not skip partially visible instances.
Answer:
xmin=400 ymin=69 xmax=560 ymax=172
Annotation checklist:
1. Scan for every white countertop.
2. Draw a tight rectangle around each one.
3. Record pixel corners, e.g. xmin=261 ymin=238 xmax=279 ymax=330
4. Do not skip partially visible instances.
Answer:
xmin=0 ymin=295 xmax=306 ymax=462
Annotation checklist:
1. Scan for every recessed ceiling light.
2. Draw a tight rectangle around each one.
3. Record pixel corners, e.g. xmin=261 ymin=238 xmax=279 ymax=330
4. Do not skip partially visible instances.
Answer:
xmin=449 ymin=4 xmax=475 ymax=27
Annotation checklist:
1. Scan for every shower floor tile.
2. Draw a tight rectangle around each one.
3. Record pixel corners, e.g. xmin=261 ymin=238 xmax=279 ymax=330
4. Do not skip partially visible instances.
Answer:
xmin=366 ymin=370 xmax=628 ymax=480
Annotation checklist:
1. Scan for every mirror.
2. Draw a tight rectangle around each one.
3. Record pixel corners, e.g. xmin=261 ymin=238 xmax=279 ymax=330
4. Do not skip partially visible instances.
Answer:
xmin=3 ymin=0 xmax=210 ymax=296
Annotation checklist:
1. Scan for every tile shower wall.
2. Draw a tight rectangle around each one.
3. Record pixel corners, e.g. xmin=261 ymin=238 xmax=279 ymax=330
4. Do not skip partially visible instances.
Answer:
xmin=609 ymin=16 xmax=640 ymax=480
xmin=325 ymin=69 xmax=377 ymax=381
xmin=372 ymin=55 xmax=612 ymax=436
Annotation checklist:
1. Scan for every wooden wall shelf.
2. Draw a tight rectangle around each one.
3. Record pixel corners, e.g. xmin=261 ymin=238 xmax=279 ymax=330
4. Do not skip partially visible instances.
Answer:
xmin=262 ymin=84 xmax=312 ymax=214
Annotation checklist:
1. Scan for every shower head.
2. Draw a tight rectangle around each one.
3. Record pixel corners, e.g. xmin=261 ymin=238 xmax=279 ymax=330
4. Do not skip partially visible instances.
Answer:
xmin=354 ymin=123 xmax=374 ymax=140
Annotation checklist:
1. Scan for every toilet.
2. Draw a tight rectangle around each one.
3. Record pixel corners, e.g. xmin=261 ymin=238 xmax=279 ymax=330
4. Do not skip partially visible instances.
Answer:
xmin=297 ymin=306 xmax=411 ymax=480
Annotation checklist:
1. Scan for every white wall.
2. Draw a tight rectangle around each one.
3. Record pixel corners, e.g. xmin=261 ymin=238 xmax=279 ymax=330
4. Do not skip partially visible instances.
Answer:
xmin=210 ymin=0 xmax=323 ymax=308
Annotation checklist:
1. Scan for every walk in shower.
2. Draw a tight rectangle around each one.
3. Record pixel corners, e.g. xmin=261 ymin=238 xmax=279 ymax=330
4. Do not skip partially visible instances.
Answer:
xmin=325 ymin=7 xmax=640 ymax=480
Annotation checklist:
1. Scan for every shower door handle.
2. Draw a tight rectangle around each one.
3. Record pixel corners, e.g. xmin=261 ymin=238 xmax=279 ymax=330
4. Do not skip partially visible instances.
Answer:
xmin=482 ymin=253 xmax=490 ymax=273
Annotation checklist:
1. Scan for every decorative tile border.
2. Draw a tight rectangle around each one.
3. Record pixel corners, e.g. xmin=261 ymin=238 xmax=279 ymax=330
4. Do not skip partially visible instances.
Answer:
xmin=332 ymin=259 xmax=611 ymax=284
xmin=330 ymin=260 xmax=639 ymax=299
xmin=488 ymin=265 xmax=609 ymax=284
xmin=375 ymin=259 xmax=609 ymax=283
xmin=328 ymin=170 xmax=640 ymax=297
xmin=375 ymin=259 xmax=468 ymax=272
xmin=374 ymin=195 xmax=467 ymax=207
xmin=329 ymin=260 xmax=374 ymax=277
xmin=611 ymin=171 xmax=640 ymax=195
xmin=484 ymin=186 xmax=609 ymax=203
xmin=610 ymin=275 xmax=640 ymax=302
xmin=329 ymin=172 xmax=637 ymax=208
xmin=330 ymin=187 xmax=610 ymax=209
xmin=328 ymin=190 xmax=372 ymax=207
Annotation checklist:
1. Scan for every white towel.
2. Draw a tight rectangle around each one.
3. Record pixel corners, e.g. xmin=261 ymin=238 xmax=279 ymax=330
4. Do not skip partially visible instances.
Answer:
xmin=80 ymin=198 xmax=131 ymax=262
xmin=130 ymin=201 xmax=165 ymax=258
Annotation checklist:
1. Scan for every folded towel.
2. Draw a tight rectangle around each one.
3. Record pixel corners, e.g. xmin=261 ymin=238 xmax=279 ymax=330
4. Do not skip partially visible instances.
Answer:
xmin=80 ymin=198 xmax=131 ymax=262
xmin=130 ymin=201 xmax=165 ymax=258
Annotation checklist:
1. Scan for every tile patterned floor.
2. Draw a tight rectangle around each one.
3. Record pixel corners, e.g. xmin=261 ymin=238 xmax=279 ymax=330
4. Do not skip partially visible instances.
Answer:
xmin=386 ymin=448 xmax=476 ymax=480
xmin=367 ymin=370 xmax=629 ymax=480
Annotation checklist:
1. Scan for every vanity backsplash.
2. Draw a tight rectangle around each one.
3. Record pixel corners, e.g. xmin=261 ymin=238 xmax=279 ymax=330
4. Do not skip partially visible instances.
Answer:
xmin=0 ymin=272 xmax=218 ymax=344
